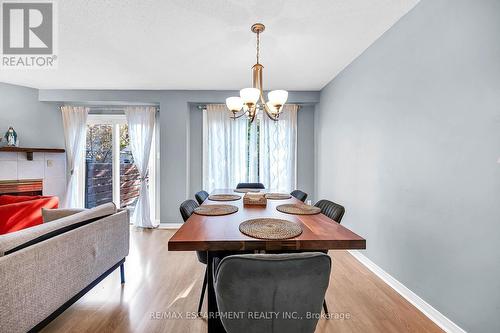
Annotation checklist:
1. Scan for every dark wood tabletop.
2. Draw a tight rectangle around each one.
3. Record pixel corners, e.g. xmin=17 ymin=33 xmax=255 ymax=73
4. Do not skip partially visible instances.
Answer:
xmin=168 ymin=189 xmax=366 ymax=251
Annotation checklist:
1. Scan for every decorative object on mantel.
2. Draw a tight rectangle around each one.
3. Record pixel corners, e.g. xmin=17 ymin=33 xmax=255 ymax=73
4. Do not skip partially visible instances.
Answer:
xmin=265 ymin=193 xmax=292 ymax=200
xmin=208 ymin=194 xmax=241 ymax=201
xmin=194 ymin=204 xmax=238 ymax=216
xmin=225 ymin=23 xmax=288 ymax=123
xmin=0 ymin=147 xmax=65 ymax=161
xmin=276 ymin=203 xmax=321 ymax=215
xmin=243 ymin=192 xmax=267 ymax=207
xmin=3 ymin=126 xmax=19 ymax=147
xmin=239 ymin=218 xmax=303 ymax=240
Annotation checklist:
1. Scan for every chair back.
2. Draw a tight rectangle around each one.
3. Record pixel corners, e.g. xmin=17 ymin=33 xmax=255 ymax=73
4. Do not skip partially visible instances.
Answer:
xmin=195 ymin=190 xmax=209 ymax=205
xmin=179 ymin=199 xmax=199 ymax=222
xmin=315 ymin=199 xmax=345 ymax=223
xmin=179 ymin=200 xmax=207 ymax=264
xmin=236 ymin=182 xmax=265 ymax=189
xmin=215 ymin=252 xmax=331 ymax=333
xmin=290 ymin=190 xmax=308 ymax=202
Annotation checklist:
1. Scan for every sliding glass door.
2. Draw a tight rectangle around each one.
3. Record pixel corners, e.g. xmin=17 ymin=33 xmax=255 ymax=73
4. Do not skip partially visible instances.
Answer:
xmin=85 ymin=121 xmax=113 ymax=208
xmin=84 ymin=114 xmax=155 ymax=217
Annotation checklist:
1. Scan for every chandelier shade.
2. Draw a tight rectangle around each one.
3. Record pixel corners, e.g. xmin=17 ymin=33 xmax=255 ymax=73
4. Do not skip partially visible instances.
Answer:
xmin=226 ymin=97 xmax=243 ymax=113
xmin=268 ymin=90 xmax=288 ymax=110
xmin=240 ymin=88 xmax=260 ymax=106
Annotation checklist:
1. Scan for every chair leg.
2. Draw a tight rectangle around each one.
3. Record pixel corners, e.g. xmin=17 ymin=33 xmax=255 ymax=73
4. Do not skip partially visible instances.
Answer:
xmin=120 ymin=263 xmax=125 ymax=284
xmin=323 ymin=299 xmax=328 ymax=315
xmin=198 ymin=267 xmax=208 ymax=315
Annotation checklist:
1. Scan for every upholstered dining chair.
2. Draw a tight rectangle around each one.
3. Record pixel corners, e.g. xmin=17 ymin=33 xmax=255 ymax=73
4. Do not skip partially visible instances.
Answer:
xmin=195 ymin=190 xmax=209 ymax=205
xmin=179 ymin=199 xmax=208 ymax=314
xmin=290 ymin=189 xmax=308 ymax=202
xmin=236 ymin=182 xmax=265 ymax=189
xmin=214 ymin=252 xmax=331 ymax=333
xmin=314 ymin=199 xmax=345 ymax=224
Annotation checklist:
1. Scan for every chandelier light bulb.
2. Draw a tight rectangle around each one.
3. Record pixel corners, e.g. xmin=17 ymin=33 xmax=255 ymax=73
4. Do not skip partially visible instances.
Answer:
xmin=266 ymin=101 xmax=279 ymax=115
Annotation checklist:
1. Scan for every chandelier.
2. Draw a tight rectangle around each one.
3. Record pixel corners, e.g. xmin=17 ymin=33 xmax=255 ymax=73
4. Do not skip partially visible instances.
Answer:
xmin=226 ymin=23 xmax=288 ymax=123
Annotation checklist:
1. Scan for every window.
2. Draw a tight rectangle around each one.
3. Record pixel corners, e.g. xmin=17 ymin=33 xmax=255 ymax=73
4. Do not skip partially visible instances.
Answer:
xmin=84 ymin=114 xmax=156 ymax=219
xmin=202 ymin=104 xmax=297 ymax=192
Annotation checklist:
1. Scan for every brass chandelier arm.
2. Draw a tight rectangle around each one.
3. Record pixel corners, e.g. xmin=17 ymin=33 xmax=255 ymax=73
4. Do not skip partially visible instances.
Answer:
xmin=261 ymin=94 xmax=279 ymax=121
xmin=230 ymin=111 xmax=247 ymax=120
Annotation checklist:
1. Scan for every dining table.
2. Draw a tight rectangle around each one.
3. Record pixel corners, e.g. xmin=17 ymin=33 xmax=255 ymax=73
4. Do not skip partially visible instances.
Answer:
xmin=168 ymin=189 xmax=366 ymax=333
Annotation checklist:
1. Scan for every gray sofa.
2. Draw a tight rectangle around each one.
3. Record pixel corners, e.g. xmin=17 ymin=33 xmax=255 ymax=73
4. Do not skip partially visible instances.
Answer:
xmin=0 ymin=202 xmax=130 ymax=333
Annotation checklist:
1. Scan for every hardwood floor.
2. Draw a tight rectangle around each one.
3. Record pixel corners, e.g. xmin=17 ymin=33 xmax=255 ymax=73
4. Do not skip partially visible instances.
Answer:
xmin=42 ymin=228 xmax=443 ymax=333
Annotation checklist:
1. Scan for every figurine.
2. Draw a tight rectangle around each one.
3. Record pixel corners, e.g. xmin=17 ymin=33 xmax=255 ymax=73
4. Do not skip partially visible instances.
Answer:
xmin=4 ymin=126 xmax=18 ymax=147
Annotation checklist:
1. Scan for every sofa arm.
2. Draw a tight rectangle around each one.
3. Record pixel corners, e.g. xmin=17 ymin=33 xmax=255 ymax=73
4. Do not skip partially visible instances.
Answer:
xmin=0 ymin=209 xmax=129 ymax=333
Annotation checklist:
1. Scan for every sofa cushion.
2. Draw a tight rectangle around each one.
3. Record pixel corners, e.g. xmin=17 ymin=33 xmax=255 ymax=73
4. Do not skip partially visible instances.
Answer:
xmin=42 ymin=208 xmax=86 ymax=223
xmin=0 ymin=196 xmax=59 ymax=235
xmin=0 ymin=202 xmax=117 ymax=256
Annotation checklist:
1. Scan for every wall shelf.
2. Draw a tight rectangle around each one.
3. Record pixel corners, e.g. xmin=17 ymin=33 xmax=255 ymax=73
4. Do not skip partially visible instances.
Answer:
xmin=0 ymin=147 xmax=65 ymax=161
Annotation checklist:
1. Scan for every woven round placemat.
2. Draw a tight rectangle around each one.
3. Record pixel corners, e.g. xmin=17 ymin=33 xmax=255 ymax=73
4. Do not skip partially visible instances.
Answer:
xmin=265 ymin=193 xmax=292 ymax=200
xmin=276 ymin=204 xmax=321 ymax=215
xmin=239 ymin=218 xmax=302 ymax=240
xmin=194 ymin=204 xmax=238 ymax=216
xmin=208 ymin=194 xmax=241 ymax=201
xmin=234 ymin=188 xmax=261 ymax=193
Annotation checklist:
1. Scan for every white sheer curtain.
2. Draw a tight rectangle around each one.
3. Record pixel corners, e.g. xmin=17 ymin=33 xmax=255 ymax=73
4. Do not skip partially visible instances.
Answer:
xmin=203 ymin=104 xmax=248 ymax=192
xmin=247 ymin=120 xmax=260 ymax=183
xmin=61 ymin=105 xmax=88 ymax=208
xmin=259 ymin=104 xmax=298 ymax=191
xmin=125 ymin=106 xmax=157 ymax=228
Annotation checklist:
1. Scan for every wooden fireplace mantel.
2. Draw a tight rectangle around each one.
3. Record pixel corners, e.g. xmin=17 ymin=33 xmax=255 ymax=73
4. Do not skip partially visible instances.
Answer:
xmin=0 ymin=147 xmax=65 ymax=161
xmin=0 ymin=179 xmax=43 ymax=195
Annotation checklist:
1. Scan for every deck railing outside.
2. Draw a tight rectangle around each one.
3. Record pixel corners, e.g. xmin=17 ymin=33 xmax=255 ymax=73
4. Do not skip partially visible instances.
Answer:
xmin=85 ymin=160 xmax=146 ymax=209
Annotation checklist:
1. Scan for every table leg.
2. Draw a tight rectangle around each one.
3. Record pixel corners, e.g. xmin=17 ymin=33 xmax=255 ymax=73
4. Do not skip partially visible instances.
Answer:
xmin=207 ymin=252 xmax=226 ymax=333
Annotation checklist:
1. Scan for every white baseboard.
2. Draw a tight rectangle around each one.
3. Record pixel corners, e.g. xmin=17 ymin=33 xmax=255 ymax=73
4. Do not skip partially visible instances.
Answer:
xmin=348 ymin=250 xmax=466 ymax=333
xmin=158 ymin=222 xmax=182 ymax=229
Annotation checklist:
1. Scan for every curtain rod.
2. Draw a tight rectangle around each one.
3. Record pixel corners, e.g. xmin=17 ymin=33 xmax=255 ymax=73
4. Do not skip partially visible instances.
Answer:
xmin=87 ymin=106 xmax=159 ymax=110
xmin=61 ymin=104 xmax=159 ymax=109
xmin=195 ymin=104 xmax=303 ymax=110
xmin=65 ymin=105 xmax=160 ymax=112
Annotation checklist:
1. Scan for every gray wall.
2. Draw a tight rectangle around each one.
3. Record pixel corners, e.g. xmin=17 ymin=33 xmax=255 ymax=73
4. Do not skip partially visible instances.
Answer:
xmin=0 ymin=83 xmax=64 ymax=148
xmin=296 ymin=105 xmax=315 ymax=202
xmin=316 ymin=1 xmax=500 ymax=332
xmin=188 ymin=104 xmax=203 ymax=198
xmin=38 ymin=89 xmax=320 ymax=223
xmin=188 ymin=104 xmax=316 ymax=202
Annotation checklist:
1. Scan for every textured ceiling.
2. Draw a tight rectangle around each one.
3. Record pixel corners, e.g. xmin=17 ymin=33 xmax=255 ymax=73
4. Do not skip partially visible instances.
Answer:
xmin=0 ymin=0 xmax=419 ymax=90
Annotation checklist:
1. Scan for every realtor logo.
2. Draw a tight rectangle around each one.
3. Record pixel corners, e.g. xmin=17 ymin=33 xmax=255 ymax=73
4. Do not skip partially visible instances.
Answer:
xmin=1 ymin=1 xmax=57 ymax=68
